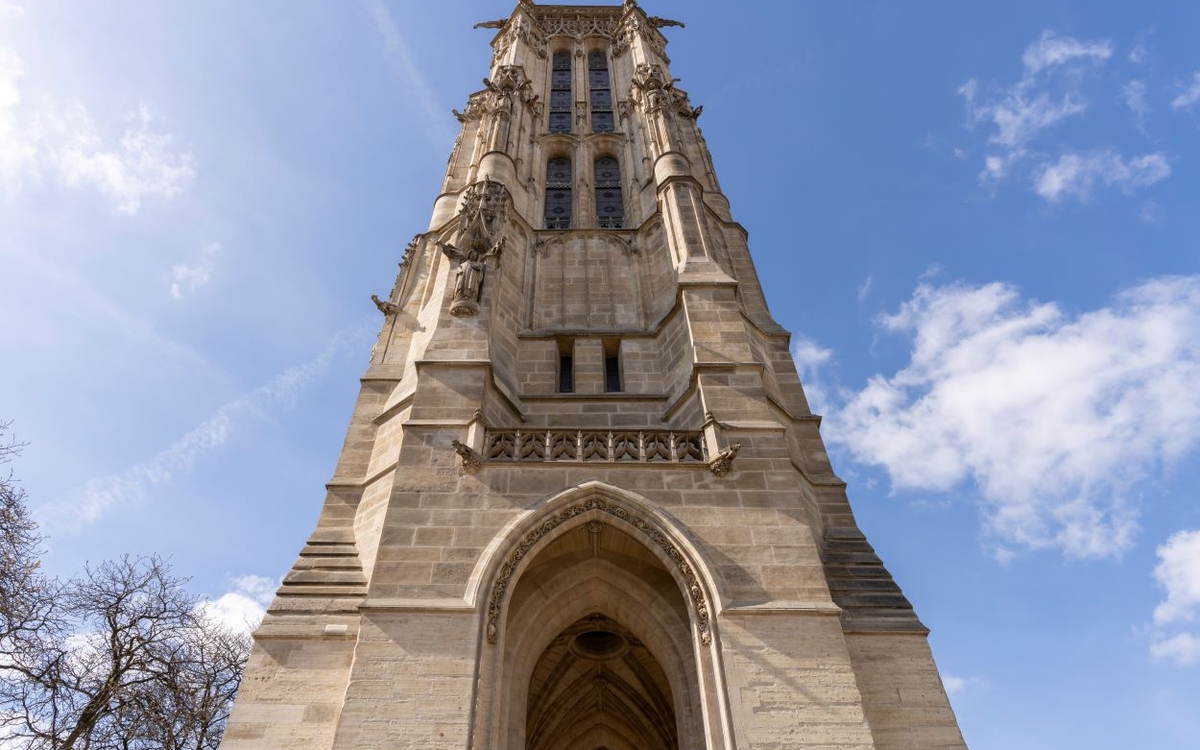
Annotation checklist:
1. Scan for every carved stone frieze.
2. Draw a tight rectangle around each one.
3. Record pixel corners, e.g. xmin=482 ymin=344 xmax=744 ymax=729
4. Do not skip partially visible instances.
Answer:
xmin=485 ymin=429 xmax=705 ymax=464
xmin=485 ymin=495 xmax=713 ymax=646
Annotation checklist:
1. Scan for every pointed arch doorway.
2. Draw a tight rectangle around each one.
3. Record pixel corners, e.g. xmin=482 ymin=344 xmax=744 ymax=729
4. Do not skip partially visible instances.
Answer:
xmin=470 ymin=484 xmax=732 ymax=750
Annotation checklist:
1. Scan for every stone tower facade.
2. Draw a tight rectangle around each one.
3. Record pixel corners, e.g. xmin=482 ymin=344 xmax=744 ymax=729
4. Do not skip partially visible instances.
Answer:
xmin=221 ymin=2 xmax=967 ymax=749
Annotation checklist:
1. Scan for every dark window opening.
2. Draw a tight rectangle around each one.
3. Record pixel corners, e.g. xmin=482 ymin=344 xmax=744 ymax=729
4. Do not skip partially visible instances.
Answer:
xmin=558 ymin=339 xmax=575 ymax=393
xmin=588 ymin=49 xmax=613 ymax=133
xmin=603 ymin=339 xmax=622 ymax=393
xmin=594 ymin=157 xmax=624 ymax=229
xmin=544 ymin=157 xmax=572 ymax=229
xmin=550 ymin=51 xmax=572 ymax=133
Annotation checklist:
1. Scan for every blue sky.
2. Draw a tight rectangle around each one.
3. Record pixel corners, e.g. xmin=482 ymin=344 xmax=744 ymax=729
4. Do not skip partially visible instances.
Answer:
xmin=2 ymin=1 xmax=1199 ymax=747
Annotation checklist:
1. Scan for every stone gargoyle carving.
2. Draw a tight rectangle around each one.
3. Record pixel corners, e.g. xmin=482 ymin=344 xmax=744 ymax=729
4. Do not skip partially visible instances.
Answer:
xmin=708 ymin=442 xmax=741 ymax=477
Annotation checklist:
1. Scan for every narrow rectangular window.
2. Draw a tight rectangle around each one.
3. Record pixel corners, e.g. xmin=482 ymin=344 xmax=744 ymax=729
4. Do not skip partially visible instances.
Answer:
xmin=558 ymin=339 xmax=575 ymax=393
xmin=594 ymin=157 xmax=624 ymax=229
xmin=603 ymin=338 xmax=622 ymax=392
xmin=550 ymin=51 xmax=572 ymax=133
xmin=588 ymin=50 xmax=614 ymax=133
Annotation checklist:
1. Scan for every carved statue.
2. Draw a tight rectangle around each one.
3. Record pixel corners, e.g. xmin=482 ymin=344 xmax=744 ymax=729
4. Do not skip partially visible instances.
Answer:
xmin=438 ymin=179 xmax=510 ymax=317
xmin=473 ymin=19 xmax=506 ymax=30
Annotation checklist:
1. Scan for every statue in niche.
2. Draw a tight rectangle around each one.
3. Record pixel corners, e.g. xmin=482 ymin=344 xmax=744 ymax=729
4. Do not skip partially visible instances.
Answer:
xmin=438 ymin=178 xmax=509 ymax=317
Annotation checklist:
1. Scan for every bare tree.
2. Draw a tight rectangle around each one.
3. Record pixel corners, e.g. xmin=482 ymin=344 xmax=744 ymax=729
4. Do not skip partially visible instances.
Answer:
xmin=0 ymin=424 xmax=251 ymax=750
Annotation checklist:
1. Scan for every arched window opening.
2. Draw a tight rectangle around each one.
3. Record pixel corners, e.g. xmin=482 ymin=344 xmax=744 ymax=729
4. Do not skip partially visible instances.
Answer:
xmin=589 ymin=50 xmax=614 ymax=133
xmin=549 ymin=51 xmax=573 ymax=133
xmin=545 ymin=157 xmax=573 ymax=230
xmin=594 ymin=157 xmax=624 ymax=229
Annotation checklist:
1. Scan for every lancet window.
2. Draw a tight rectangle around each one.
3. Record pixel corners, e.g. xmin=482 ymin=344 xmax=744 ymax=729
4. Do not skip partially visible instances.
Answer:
xmin=594 ymin=156 xmax=624 ymax=229
xmin=549 ymin=51 xmax=572 ymax=133
xmin=588 ymin=50 xmax=614 ymax=133
xmin=544 ymin=157 xmax=573 ymax=230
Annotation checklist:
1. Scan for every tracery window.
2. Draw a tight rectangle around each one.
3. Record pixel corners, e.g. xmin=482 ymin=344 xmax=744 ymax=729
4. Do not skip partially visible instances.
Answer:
xmin=588 ymin=50 xmax=614 ymax=133
xmin=594 ymin=156 xmax=624 ymax=229
xmin=544 ymin=157 xmax=572 ymax=229
xmin=549 ymin=51 xmax=572 ymax=133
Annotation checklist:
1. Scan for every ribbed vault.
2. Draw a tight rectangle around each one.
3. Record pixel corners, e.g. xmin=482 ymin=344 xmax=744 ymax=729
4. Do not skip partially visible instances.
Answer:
xmin=526 ymin=614 xmax=677 ymax=750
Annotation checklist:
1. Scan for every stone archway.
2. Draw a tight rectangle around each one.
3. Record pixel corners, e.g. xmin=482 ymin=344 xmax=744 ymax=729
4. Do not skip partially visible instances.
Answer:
xmin=468 ymin=483 xmax=732 ymax=750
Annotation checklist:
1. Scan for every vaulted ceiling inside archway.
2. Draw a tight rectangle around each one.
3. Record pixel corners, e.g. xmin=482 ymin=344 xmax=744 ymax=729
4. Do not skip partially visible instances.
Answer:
xmin=526 ymin=613 xmax=677 ymax=750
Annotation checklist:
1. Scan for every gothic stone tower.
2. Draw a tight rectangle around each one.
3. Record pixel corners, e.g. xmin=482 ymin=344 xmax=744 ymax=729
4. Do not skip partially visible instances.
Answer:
xmin=221 ymin=3 xmax=967 ymax=749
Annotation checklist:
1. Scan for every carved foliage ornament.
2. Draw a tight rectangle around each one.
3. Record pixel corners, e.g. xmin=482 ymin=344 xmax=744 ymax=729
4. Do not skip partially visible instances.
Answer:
xmin=455 ymin=65 xmax=538 ymax=122
xmin=631 ymin=63 xmax=700 ymax=118
xmin=485 ymin=497 xmax=713 ymax=646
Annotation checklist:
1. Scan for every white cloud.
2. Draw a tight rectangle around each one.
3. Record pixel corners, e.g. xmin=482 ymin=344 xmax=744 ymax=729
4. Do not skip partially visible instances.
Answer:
xmin=199 ymin=574 xmax=277 ymax=635
xmin=958 ymin=31 xmax=1165 ymax=203
xmin=1153 ymin=530 xmax=1200 ymax=625
xmin=1033 ymin=149 xmax=1169 ymax=202
xmin=827 ymin=276 xmax=1200 ymax=559
xmin=170 ymin=242 xmax=219 ymax=300
xmin=38 ymin=325 xmax=370 ymax=531
xmin=1150 ymin=632 xmax=1200 ymax=666
xmin=961 ymin=31 xmax=1108 ymax=152
xmin=0 ymin=44 xmax=37 ymax=194
xmin=1128 ymin=44 xmax=1147 ymax=65
xmin=53 ymin=104 xmax=194 ymax=215
xmin=792 ymin=336 xmax=834 ymax=416
xmin=1122 ymin=79 xmax=1148 ymax=130
xmin=1170 ymin=72 xmax=1200 ymax=111
xmin=0 ymin=38 xmax=192 ymax=213
xmin=857 ymin=275 xmax=874 ymax=302
xmin=0 ymin=1 xmax=22 ymax=19
xmin=1021 ymin=30 xmax=1111 ymax=74
xmin=942 ymin=674 xmax=987 ymax=696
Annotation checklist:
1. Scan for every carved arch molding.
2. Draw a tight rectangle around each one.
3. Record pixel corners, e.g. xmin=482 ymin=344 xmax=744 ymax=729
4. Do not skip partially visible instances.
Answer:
xmin=486 ymin=495 xmax=713 ymax=646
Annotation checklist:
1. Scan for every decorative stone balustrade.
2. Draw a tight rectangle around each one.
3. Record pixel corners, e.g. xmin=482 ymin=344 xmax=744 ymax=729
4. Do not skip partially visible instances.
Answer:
xmin=483 ymin=429 xmax=706 ymax=464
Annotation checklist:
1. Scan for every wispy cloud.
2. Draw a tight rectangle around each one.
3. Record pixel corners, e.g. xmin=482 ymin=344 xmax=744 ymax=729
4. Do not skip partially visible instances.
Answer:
xmin=1122 ymin=79 xmax=1149 ymax=132
xmin=1150 ymin=529 xmax=1200 ymax=666
xmin=942 ymin=674 xmax=988 ymax=696
xmin=360 ymin=0 xmax=451 ymax=143
xmin=1170 ymin=72 xmax=1200 ymax=112
xmin=0 ymin=1 xmax=22 ymax=19
xmin=857 ymin=275 xmax=874 ymax=302
xmin=52 ymin=104 xmax=194 ymax=215
xmin=0 ymin=44 xmax=36 ymax=194
xmin=958 ymin=30 xmax=1168 ymax=204
xmin=1033 ymin=149 xmax=1169 ymax=202
xmin=199 ymin=574 xmax=277 ymax=634
xmin=170 ymin=242 xmax=219 ymax=300
xmin=826 ymin=276 xmax=1200 ymax=559
xmin=960 ymin=31 xmax=1109 ymax=152
xmin=38 ymin=324 xmax=370 ymax=532
xmin=0 ymin=36 xmax=192 ymax=213
xmin=791 ymin=336 xmax=834 ymax=416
